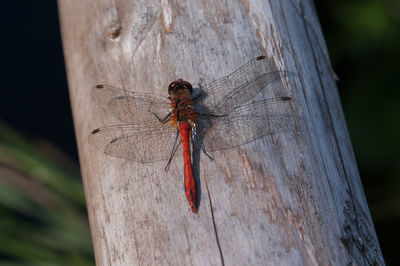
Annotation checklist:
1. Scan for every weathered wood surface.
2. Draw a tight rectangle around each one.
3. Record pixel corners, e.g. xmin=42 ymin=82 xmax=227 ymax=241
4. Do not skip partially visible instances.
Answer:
xmin=58 ymin=0 xmax=384 ymax=265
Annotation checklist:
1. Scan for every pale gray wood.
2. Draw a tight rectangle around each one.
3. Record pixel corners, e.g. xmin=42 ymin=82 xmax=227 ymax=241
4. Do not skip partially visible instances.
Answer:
xmin=58 ymin=0 xmax=384 ymax=265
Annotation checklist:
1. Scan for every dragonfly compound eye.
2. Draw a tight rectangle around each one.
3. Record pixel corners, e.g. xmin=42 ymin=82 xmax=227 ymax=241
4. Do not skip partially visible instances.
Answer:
xmin=168 ymin=79 xmax=193 ymax=96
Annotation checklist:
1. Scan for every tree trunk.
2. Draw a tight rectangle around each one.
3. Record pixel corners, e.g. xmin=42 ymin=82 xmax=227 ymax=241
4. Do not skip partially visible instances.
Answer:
xmin=58 ymin=0 xmax=384 ymax=265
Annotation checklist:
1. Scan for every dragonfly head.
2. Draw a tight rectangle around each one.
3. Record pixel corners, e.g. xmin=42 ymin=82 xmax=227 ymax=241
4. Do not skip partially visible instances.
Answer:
xmin=168 ymin=79 xmax=193 ymax=96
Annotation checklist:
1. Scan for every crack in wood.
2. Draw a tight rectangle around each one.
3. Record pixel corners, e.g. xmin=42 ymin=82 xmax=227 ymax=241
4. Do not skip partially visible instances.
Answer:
xmin=183 ymin=223 xmax=194 ymax=266
xmin=286 ymin=0 xmax=338 ymax=81
xmin=204 ymin=177 xmax=225 ymax=266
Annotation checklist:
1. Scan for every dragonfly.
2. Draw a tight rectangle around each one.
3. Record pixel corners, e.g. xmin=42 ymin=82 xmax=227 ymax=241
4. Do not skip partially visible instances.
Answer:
xmin=89 ymin=55 xmax=296 ymax=213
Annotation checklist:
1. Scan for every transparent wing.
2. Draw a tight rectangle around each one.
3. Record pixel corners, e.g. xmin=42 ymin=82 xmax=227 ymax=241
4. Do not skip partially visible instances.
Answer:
xmin=92 ymin=84 xmax=171 ymax=124
xmin=194 ymin=96 xmax=297 ymax=151
xmin=196 ymin=115 xmax=296 ymax=152
xmin=199 ymin=56 xmax=294 ymax=115
xmin=88 ymin=123 xmax=179 ymax=162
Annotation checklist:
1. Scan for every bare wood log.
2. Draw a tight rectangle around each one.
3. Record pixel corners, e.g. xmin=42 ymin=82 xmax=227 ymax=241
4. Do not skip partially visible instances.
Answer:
xmin=58 ymin=0 xmax=384 ymax=265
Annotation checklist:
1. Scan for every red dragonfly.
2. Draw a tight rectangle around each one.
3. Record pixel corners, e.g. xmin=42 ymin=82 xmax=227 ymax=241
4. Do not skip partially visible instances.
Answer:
xmin=89 ymin=56 xmax=296 ymax=213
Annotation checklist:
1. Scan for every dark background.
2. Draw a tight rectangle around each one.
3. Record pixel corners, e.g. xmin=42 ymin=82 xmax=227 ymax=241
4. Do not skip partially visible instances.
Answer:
xmin=1 ymin=1 xmax=398 ymax=264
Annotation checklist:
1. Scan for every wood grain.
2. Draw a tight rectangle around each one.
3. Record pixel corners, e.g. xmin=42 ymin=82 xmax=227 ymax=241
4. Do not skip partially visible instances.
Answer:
xmin=58 ymin=0 xmax=384 ymax=265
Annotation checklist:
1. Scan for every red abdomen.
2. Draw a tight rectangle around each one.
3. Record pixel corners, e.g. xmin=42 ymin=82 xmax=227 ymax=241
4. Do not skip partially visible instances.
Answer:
xmin=179 ymin=122 xmax=197 ymax=212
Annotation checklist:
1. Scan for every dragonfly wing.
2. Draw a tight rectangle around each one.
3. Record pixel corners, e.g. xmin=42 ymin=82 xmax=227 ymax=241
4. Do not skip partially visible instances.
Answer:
xmin=195 ymin=95 xmax=297 ymax=152
xmin=92 ymin=84 xmax=171 ymax=124
xmin=220 ymin=96 xmax=295 ymax=117
xmin=210 ymin=71 xmax=293 ymax=115
xmin=199 ymin=56 xmax=294 ymax=114
xmin=196 ymin=114 xmax=297 ymax=152
xmin=89 ymin=123 xmax=179 ymax=162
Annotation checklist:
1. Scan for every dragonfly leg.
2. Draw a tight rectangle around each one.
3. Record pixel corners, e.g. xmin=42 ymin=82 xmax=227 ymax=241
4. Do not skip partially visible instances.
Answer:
xmin=150 ymin=111 xmax=172 ymax=124
xmin=200 ymin=144 xmax=214 ymax=161
xmin=191 ymin=78 xmax=206 ymax=103
xmin=191 ymin=128 xmax=214 ymax=162
xmin=197 ymin=113 xmax=227 ymax=118
xmin=197 ymin=77 xmax=204 ymax=88
xmin=191 ymin=93 xmax=206 ymax=102
xmin=165 ymin=130 xmax=181 ymax=171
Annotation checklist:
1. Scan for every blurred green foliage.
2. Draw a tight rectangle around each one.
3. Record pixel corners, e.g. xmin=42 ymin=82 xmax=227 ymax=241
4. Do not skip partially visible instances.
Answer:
xmin=0 ymin=122 xmax=94 ymax=265
xmin=318 ymin=0 xmax=400 ymax=264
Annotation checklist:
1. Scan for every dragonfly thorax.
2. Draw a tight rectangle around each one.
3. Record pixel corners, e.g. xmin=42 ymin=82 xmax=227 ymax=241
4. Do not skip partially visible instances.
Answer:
xmin=169 ymin=95 xmax=197 ymax=128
